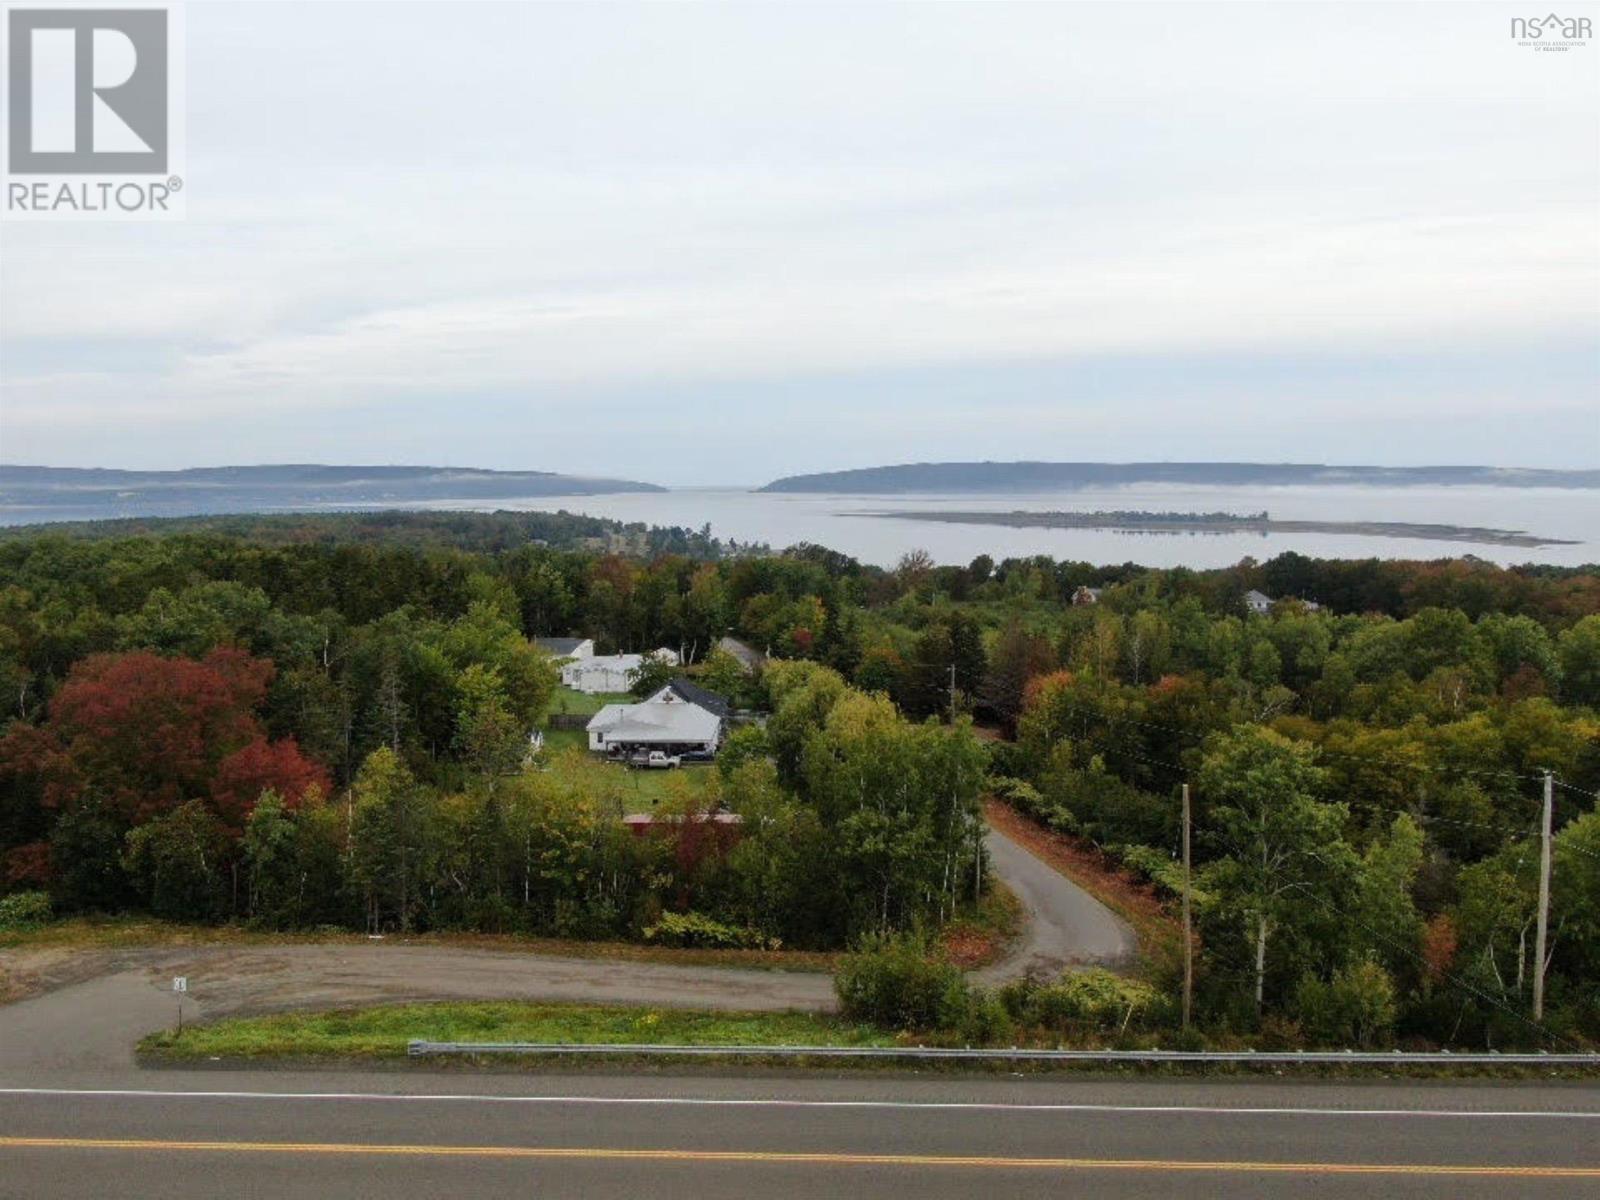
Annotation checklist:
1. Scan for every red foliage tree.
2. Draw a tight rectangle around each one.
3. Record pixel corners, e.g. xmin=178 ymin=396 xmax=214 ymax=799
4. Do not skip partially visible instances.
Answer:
xmin=3 ymin=841 xmax=50 ymax=889
xmin=210 ymin=736 xmax=331 ymax=831
xmin=0 ymin=649 xmax=328 ymax=829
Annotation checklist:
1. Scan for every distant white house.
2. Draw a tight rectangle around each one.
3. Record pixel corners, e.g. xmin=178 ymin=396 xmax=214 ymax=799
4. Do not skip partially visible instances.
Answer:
xmin=1072 ymin=586 xmax=1103 ymax=606
xmin=562 ymin=647 xmax=681 ymax=694
xmin=586 ymin=683 xmax=725 ymax=755
xmin=1244 ymin=589 xmax=1275 ymax=616
xmin=535 ymin=636 xmax=595 ymax=661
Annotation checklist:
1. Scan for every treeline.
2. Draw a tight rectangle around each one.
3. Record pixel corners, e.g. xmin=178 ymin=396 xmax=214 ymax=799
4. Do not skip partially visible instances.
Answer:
xmin=0 ymin=649 xmax=985 ymax=949
xmin=1 ymin=514 xmax=1598 ymax=1045
xmin=0 ymin=509 xmax=746 ymax=558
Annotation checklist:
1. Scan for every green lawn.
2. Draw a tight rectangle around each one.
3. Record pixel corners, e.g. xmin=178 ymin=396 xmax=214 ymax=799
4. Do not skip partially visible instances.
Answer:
xmin=614 ymin=762 xmax=714 ymax=809
xmin=140 ymin=1001 xmax=892 ymax=1062
xmin=537 ymin=729 xmax=715 ymax=813
xmin=540 ymin=728 xmax=589 ymax=754
xmin=547 ymin=687 xmax=635 ymax=717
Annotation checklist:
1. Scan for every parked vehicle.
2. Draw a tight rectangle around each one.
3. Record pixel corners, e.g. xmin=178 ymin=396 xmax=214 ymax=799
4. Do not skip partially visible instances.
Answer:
xmin=629 ymin=750 xmax=681 ymax=769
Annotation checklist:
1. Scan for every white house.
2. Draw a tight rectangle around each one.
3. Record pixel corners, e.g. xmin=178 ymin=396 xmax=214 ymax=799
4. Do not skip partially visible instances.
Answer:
xmin=562 ymin=647 xmax=681 ymax=694
xmin=586 ymin=684 xmax=725 ymax=756
xmin=1244 ymin=589 xmax=1275 ymax=616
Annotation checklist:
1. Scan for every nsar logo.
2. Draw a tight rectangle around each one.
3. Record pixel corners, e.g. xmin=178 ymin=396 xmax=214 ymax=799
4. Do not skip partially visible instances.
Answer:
xmin=1510 ymin=12 xmax=1592 ymax=50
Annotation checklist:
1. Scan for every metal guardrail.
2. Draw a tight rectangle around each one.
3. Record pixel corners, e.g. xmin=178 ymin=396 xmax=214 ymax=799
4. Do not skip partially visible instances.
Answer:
xmin=407 ymin=1040 xmax=1600 ymax=1066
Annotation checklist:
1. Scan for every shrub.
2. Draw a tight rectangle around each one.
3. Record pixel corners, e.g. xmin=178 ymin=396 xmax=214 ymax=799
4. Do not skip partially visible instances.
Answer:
xmin=989 ymin=773 xmax=1076 ymax=834
xmin=1000 ymin=968 xmax=1168 ymax=1035
xmin=1111 ymin=844 xmax=1192 ymax=900
xmin=956 ymin=989 xmax=1015 ymax=1044
xmin=1293 ymin=959 xmax=1398 ymax=1048
xmin=642 ymin=910 xmax=775 ymax=950
xmin=834 ymin=934 xmax=972 ymax=1030
xmin=0 ymin=890 xmax=52 ymax=931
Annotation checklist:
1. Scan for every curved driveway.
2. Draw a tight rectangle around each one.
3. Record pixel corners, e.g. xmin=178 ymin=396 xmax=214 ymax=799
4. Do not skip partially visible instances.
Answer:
xmin=975 ymin=828 xmax=1137 ymax=985
xmin=0 ymin=820 xmax=1135 ymax=1074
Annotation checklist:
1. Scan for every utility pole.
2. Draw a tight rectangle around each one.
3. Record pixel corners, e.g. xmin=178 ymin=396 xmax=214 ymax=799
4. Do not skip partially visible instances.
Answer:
xmin=1533 ymin=770 xmax=1554 ymax=1022
xmin=1181 ymin=782 xmax=1193 ymax=1031
xmin=948 ymin=663 xmax=958 ymax=724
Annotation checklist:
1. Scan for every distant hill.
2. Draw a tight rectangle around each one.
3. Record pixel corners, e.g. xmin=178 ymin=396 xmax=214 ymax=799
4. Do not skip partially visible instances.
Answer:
xmin=758 ymin=461 xmax=1600 ymax=493
xmin=0 ymin=464 xmax=664 ymax=525
xmin=0 ymin=509 xmax=745 ymax=559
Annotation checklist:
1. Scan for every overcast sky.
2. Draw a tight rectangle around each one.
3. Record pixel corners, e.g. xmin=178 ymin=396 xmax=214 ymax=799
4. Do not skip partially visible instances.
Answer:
xmin=1 ymin=1 xmax=1596 ymax=485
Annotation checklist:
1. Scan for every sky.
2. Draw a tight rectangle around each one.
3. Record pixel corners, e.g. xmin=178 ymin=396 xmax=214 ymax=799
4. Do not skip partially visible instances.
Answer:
xmin=1 ymin=1 xmax=1597 ymax=486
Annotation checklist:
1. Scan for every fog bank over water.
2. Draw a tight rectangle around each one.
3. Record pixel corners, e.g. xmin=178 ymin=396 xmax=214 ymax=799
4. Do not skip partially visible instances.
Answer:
xmin=415 ymin=485 xmax=1600 ymax=570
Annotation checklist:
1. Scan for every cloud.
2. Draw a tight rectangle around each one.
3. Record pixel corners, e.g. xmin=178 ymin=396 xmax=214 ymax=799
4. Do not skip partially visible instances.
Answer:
xmin=2 ymin=2 xmax=1596 ymax=473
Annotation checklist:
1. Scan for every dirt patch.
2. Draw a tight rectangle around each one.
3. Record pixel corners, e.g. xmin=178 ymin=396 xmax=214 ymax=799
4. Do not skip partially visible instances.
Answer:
xmin=939 ymin=882 xmax=1023 ymax=970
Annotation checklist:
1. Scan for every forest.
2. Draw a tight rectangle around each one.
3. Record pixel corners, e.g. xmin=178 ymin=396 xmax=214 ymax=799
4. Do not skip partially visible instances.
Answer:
xmin=0 ymin=513 xmax=1597 ymax=1048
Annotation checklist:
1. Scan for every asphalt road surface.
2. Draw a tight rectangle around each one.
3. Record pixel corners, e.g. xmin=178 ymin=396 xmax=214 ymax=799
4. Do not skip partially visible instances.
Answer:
xmin=977 ymin=826 xmax=1138 ymax=982
xmin=1 ymin=1071 xmax=1596 ymax=1198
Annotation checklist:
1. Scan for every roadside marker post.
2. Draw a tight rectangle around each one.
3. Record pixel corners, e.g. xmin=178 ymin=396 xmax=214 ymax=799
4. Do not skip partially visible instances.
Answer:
xmin=173 ymin=976 xmax=187 ymax=1034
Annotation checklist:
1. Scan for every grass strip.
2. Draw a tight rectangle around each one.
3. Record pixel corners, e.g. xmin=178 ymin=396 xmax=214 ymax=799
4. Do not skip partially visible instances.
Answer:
xmin=140 ymin=1001 xmax=891 ymax=1062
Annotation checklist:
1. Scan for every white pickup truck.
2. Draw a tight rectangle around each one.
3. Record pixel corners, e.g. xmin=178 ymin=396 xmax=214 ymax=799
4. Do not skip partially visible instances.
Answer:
xmin=629 ymin=750 xmax=681 ymax=769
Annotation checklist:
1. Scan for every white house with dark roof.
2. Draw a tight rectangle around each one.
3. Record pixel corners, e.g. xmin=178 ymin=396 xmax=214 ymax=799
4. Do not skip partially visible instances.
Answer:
xmin=586 ymin=683 xmax=725 ymax=755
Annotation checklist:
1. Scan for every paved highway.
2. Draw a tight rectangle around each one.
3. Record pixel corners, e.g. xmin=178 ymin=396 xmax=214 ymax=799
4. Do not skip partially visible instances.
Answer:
xmin=1 ymin=827 xmax=1589 ymax=1196
xmin=1 ymin=1071 xmax=1596 ymax=1197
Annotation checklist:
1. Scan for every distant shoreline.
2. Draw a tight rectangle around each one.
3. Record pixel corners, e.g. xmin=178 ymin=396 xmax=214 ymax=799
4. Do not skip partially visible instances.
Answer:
xmin=763 ymin=461 xmax=1600 ymax=493
xmin=851 ymin=509 xmax=1581 ymax=549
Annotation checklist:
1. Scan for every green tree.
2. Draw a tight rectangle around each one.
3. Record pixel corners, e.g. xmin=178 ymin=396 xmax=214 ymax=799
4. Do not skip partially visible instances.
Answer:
xmin=1198 ymin=727 xmax=1355 ymax=1014
xmin=453 ymin=664 xmax=527 ymax=779
xmin=1350 ymin=814 xmax=1425 ymax=985
xmin=1558 ymin=615 xmax=1600 ymax=708
xmin=243 ymin=789 xmax=298 ymax=926
xmin=696 ymin=648 xmax=749 ymax=707
xmin=627 ymin=653 xmax=679 ymax=699
xmin=122 ymin=799 xmax=229 ymax=922
xmin=346 ymin=747 xmax=436 ymax=933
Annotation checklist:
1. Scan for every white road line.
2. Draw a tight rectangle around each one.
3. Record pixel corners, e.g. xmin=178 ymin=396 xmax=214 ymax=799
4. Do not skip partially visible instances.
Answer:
xmin=0 ymin=1088 xmax=1596 ymax=1119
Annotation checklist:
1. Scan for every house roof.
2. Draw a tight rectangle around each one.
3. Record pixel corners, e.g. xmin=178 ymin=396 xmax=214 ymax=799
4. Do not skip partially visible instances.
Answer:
xmin=535 ymin=637 xmax=590 ymax=655
xmin=587 ymin=697 xmax=722 ymax=744
xmin=1244 ymin=590 xmax=1274 ymax=606
xmin=653 ymin=678 xmax=732 ymax=718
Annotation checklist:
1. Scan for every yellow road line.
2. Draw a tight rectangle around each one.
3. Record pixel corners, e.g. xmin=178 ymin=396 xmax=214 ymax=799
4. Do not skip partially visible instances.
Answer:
xmin=0 ymin=1138 xmax=1596 ymax=1177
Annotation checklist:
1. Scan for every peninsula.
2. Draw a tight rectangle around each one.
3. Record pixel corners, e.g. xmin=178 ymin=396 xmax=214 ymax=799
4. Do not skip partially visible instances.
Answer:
xmin=0 ymin=464 xmax=664 ymax=524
